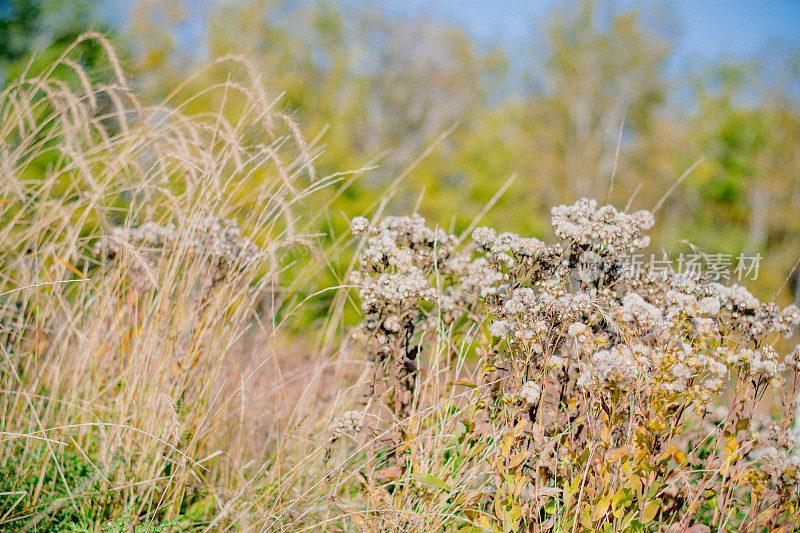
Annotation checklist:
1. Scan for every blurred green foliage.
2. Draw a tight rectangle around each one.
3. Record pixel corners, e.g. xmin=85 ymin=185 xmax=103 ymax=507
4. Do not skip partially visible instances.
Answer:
xmin=0 ymin=0 xmax=112 ymax=81
xmin=4 ymin=0 xmax=800 ymax=306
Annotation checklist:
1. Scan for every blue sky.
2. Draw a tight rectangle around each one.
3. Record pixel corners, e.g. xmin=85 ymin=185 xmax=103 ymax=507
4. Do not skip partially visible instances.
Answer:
xmin=374 ymin=0 xmax=800 ymax=64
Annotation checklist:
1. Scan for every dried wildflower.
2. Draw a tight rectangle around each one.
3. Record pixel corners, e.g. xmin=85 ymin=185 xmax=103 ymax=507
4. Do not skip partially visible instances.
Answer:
xmin=94 ymin=221 xmax=178 ymax=258
xmin=489 ymin=320 xmax=511 ymax=338
xmin=728 ymin=346 xmax=785 ymax=386
xmin=620 ymin=293 xmax=665 ymax=331
xmin=786 ymin=345 xmax=800 ymax=373
xmin=566 ymin=321 xmax=595 ymax=352
xmin=578 ymin=345 xmax=642 ymax=392
xmin=94 ymin=217 xmax=259 ymax=285
xmin=329 ymin=410 xmax=364 ymax=440
xmin=472 ymin=226 xmax=553 ymax=273
xmin=93 ymin=222 xmax=179 ymax=291
xmin=693 ymin=317 xmax=717 ymax=335
xmin=471 ymin=226 xmax=496 ymax=247
xmin=755 ymin=446 xmax=800 ymax=499
xmin=192 ymin=216 xmax=260 ymax=282
xmin=779 ymin=304 xmax=800 ymax=334
xmin=708 ymin=283 xmax=798 ymax=339
xmin=750 ymin=346 xmax=785 ymax=386
xmin=384 ymin=316 xmax=402 ymax=332
xmin=349 ymin=213 xmax=494 ymax=420
xmin=550 ymin=197 xmax=654 ymax=253
xmin=441 ymin=255 xmax=504 ymax=303
xmin=351 ymin=198 xmax=800 ymax=529
xmin=517 ymin=381 xmax=541 ymax=405
xmin=711 ymin=283 xmax=761 ymax=311
xmin=697 ymin=296 xmax=721 ymax=316
xmin=567 ymin=322 xmax=589 ymax=339
xmin=358 ymin=270 xmax=438 ymax=313
xmin=665 ymin=291 xmax=720 ymax=319
xmin=351 ymin=216 xmax=371 ymax=234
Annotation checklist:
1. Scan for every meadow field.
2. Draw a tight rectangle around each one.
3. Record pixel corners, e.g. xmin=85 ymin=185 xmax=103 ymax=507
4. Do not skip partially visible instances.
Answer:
xmin=2 ymin=2 xmax=800 ymax=532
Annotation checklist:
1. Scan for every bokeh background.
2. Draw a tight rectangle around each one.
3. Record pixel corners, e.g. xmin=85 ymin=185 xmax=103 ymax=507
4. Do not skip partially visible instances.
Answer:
xmin=3 ymin=0 xmax=800 ymax=304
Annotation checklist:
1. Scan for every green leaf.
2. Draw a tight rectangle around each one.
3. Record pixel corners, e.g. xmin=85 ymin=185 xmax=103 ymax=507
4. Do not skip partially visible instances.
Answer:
xmin=184 ymin=495 xmax=214 ymax=521
xmin=411 ymin=472 xmax=448 ymax=491
xmin=612 ymin=487 xmax=633 ymax=512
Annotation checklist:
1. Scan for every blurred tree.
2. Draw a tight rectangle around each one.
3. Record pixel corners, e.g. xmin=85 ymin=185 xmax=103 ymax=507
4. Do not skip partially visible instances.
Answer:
xmin=0 ymin=0 xmax=40 ymax=65
xmin=688 ymin=61 xmax=800 ymax=294
xmin=0 ymin=0 xmax=111 ymax=83
xmin=12 ymin=0 xmax=799 ymax=302
xmin=514 ymin=0 xmax=670 ymax=207
xmin=126 ymin=0 xmax=510 ymax=229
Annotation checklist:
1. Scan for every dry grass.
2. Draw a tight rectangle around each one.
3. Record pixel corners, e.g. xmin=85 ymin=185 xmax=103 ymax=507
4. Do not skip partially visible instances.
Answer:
xmin=0 ymin=35 xmax=363 ymax=531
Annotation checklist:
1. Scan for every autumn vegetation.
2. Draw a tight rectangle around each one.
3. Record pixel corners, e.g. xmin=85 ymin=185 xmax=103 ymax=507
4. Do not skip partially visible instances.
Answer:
xmin=2 ymin=1 xmax=800 ymax=531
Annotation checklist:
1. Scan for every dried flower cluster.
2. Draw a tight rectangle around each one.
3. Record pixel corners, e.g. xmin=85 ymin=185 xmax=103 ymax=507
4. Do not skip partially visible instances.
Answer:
xmin=329 ymin=410 xmax=364 ymax=440
xmin=550 ymin=197 xmax=655 ymax=253
xmin=94 ymin=216 xmax=260 ymax=287
xmin=348 ymin=197 xmax=800 ymax=531
xmin=757 ymin=446 xmax=800 ymax=500
xmin=517 ymin=380 xmax=542 ymax=406
xmin=93 ymin=221 xmax=178 ymax=257
xmin=348 ymin=214 xmax=496 ymax=419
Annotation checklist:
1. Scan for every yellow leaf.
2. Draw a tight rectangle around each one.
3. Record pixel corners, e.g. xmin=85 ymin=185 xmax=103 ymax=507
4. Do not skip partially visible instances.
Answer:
xmin=592 ymin=494 xmax=612 ymax=522
xmin=607 ymin=447 xmax=628 ymax=462
xmin=580 ymin=505 xmax=592 ymax=529
xmin=672 ymin=447 xmax=687 ymax=465
xmin=725 ymin=436 xmax=739 ymax=457
xmin=509 ymin=450 xmax=528 ymax=469
xmin=493 ymin=495 xmax=503 ymax=518
xmin=612 ymin=487 xmax=633 ymax=517
xmin=641 ymin=498 xmax=662 ymax=524
xmin=569 ymin=475 xmax=582 ymax=495
xmin=563 ymin=479 xmax=573 ymax=509
xmin=655 ymin=449 xmax=671 ymax=463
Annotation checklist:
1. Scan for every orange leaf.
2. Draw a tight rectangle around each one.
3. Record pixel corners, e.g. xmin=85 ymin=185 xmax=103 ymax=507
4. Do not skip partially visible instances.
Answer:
xmin=56 ymin=258 xmax=87 ymax=279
